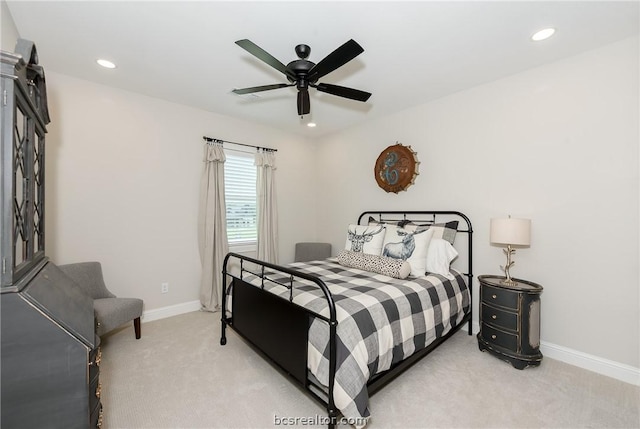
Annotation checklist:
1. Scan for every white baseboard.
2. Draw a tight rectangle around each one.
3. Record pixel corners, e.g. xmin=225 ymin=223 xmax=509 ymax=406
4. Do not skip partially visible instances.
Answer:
xmin=540 ymin=341 xmax=640 ymax=386
xmin=141 ymin=300 xmax=201 ymax=323
xmin=468 ymin=321 xmax=639 ymax=386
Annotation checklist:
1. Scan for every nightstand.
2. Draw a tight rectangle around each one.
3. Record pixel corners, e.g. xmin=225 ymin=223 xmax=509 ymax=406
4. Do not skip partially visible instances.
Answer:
xmin=477 ymin=275 xmax=543 ymax=369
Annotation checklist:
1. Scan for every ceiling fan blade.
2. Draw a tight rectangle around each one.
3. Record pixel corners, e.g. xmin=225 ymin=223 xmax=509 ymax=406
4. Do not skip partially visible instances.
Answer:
xmin=235 ymin=39 xmax=296 ymax=80
xmin=314 ymin=83 xmax=371 ymax=102
xmin=308 ymin=39 xmax=364 ymax=81
xmin=232 ymin=83 xmax=293 ymax=95
xmin=297 ymin=91 xmax=310 ymax=115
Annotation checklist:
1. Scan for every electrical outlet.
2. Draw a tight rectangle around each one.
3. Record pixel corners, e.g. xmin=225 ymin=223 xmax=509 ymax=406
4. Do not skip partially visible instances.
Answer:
xmin=161 ymin=282 xmax=169 ymax=294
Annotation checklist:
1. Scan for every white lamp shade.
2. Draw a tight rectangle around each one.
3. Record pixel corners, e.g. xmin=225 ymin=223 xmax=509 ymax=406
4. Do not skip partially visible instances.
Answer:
xmin=490 ymin=218 xmax=531 ymax=246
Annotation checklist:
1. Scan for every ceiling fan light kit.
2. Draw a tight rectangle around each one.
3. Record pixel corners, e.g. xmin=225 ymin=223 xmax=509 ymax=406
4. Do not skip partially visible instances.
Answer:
xmin=233 ymin=39 xmax=372 ymax=116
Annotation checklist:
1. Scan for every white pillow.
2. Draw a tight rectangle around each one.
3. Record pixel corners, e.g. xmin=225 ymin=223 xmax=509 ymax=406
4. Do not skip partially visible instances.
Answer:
xmin=381 ymin=225 xmax=435 ymax=277
xmin=344 ymin=224 xmax=386 ymax=255
xmin=425 ymin=238 xmax=458 ymax=278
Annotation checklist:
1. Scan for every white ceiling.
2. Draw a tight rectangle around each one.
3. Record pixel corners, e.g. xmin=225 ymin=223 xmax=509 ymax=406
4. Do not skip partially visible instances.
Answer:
xmin=6 ymin=1 xmax=639 ymax=137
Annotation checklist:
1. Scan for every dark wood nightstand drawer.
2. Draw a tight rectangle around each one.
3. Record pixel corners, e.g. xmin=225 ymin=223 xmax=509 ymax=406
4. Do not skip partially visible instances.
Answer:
xmin=481 ymin=303 xmax=518 ymax=332
xmin=481 ymin=324 xmax=518 ymax=352
xmin=482 ymin=284 xmax=519 ymax=310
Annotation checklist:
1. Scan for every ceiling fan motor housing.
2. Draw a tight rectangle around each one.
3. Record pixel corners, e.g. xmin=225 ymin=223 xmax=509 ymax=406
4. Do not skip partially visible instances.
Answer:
xmin=287 ymin=59 xmax=316 ymax=88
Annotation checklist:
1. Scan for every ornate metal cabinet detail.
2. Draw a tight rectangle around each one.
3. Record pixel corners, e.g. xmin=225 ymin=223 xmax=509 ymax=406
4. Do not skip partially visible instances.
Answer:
xmin=1 ymin=40 xmax=101 ymax=428
xmin=1 ymin=39 xmax=49 ymax=287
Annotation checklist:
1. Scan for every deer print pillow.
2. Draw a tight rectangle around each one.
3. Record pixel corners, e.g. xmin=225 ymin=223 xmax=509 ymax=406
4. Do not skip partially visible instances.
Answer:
xmin=344 ymin=224 xmax=386 ymax=255
xmin=382 ymin=225 xmax=435 ymax=277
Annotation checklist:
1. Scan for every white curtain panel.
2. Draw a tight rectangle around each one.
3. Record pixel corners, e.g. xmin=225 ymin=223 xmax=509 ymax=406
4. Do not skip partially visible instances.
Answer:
xmin=197 ymin=143 xmax=229 ymax=312
xmin=255 ymin=150 xmax=279 ymax=263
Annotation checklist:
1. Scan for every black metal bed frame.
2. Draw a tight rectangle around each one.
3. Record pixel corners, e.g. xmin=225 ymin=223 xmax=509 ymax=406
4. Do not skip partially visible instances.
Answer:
xmin=220 ymin=211 xmax=473 ymax=428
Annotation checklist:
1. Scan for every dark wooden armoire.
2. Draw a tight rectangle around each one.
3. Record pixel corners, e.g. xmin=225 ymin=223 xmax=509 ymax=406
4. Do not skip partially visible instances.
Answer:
xmin=1 ymin=39 xmax=103 ymax=428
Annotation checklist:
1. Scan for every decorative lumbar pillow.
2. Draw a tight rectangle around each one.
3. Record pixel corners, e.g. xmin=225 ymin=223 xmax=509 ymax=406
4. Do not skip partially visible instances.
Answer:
xmin=425 ymin=238 xmax=459 ymax=278
xmin=337 ymin=250 xmax=411 ymax=279
xmin=381 ymin=225 xmax=435 ymax=277
xmin=404 ymin=220 xmax=459 ymax=245
xmin=344 ymin=224 xmax=386 ymax=255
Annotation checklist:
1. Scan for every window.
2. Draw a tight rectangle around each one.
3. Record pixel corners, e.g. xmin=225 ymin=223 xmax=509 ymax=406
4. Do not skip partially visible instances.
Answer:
xmin=224 ymin=151 xmax=257 ymax=247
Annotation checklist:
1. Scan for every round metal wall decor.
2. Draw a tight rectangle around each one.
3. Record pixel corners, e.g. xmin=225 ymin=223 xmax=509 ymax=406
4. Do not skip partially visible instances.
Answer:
xmin=374 ymin=143 xmax=419 ymax=193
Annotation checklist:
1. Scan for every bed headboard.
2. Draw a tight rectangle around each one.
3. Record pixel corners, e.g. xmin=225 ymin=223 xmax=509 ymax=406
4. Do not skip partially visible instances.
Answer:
xmin=357 ymin=211 xmax=473 ymax=282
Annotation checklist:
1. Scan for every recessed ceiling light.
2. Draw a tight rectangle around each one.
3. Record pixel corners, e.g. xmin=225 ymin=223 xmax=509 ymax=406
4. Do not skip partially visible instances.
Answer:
xmin=96 ymin=59 xmax=116 ymax=69
xmin=307 ymin=122 xmax=317 ymax=128
xmin=531 ymin=28 xmax=555 ymax=42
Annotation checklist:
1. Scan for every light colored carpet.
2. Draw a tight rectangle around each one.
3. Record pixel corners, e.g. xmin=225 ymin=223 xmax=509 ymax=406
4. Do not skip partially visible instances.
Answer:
xmin=99 ymin=311 xmax=639 ymax=429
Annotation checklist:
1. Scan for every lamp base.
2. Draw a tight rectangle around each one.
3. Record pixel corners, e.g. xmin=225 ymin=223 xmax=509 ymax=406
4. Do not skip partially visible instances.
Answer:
xmin=500 ymin=245 xmax=519 ymax=286
xmin=500 ymin=278 xmax=520 ymax=287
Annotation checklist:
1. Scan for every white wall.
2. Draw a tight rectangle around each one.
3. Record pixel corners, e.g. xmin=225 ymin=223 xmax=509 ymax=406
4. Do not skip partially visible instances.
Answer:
xmin=7 ymin=0 xmax=637 ymax=375
xmin=316 ymin=37 xmax=639 ymax=369
xmin=1 ymin=0 xmax=19 ymax=50
xmin=44 ymin=72 xmax=318 ymax=312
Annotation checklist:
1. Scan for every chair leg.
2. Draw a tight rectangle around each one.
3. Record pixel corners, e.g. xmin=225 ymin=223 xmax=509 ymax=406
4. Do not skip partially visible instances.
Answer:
xmin=134 ymin=317 xmax=141 ymax=339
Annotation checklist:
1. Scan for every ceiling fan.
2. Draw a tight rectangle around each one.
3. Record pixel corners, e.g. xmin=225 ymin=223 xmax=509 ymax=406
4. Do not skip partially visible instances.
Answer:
xmin=232 ymin=39 xmax=372 ymax=116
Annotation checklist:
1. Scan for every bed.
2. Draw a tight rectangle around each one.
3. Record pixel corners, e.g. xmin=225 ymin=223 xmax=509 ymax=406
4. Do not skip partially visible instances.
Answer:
xmin=220 ymin=211 xmax=473 ymax=428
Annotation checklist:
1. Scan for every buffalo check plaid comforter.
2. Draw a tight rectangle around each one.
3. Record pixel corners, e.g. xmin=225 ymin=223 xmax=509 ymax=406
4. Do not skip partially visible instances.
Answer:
xmin=240 ymin=258 xmax=470 ymax=424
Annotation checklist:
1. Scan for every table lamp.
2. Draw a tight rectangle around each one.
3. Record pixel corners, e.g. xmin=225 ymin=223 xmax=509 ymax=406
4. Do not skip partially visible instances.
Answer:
xmin=490 ymin=216 xmax=531 ymax=286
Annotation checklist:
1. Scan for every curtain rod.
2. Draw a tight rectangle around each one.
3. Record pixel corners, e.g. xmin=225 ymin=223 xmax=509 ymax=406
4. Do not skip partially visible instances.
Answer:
xmin=202 ymin=136 xmax=277 ymax=152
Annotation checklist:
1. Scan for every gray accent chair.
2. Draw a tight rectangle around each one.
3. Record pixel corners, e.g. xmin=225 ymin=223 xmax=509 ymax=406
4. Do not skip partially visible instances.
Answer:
xmin=59 ymin=262 xmax=143 ymax=339
xmin=294 ymin=242 xmax=332 ymax=262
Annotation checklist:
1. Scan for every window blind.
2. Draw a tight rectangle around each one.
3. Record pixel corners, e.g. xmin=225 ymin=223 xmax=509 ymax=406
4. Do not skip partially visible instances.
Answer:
xmin=224 ymin=152 xmax=257 ymax=244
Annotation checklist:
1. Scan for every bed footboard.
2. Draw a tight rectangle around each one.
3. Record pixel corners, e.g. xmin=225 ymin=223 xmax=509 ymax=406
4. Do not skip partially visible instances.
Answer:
xmin=232 ymin=277 xmax=310 ymax=383
xmin=221 ymin=252 xmax=339 ymax=427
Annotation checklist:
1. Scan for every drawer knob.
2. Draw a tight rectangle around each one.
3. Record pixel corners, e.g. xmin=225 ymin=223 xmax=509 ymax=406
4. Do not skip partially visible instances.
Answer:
xmin=491 ymin=334 xmax=497 ymax=340
xmin=491 ymin=315 xmax=497 ymax=319
xmin=492 ymin=294 xmax=497 ymax=299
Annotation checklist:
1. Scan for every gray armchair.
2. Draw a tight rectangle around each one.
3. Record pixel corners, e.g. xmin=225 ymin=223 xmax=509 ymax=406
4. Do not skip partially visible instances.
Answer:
xmin=59 ymin=262 xmax=143 ymax=339
xmin=294 ymin=242 xmax=332 ymax=262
